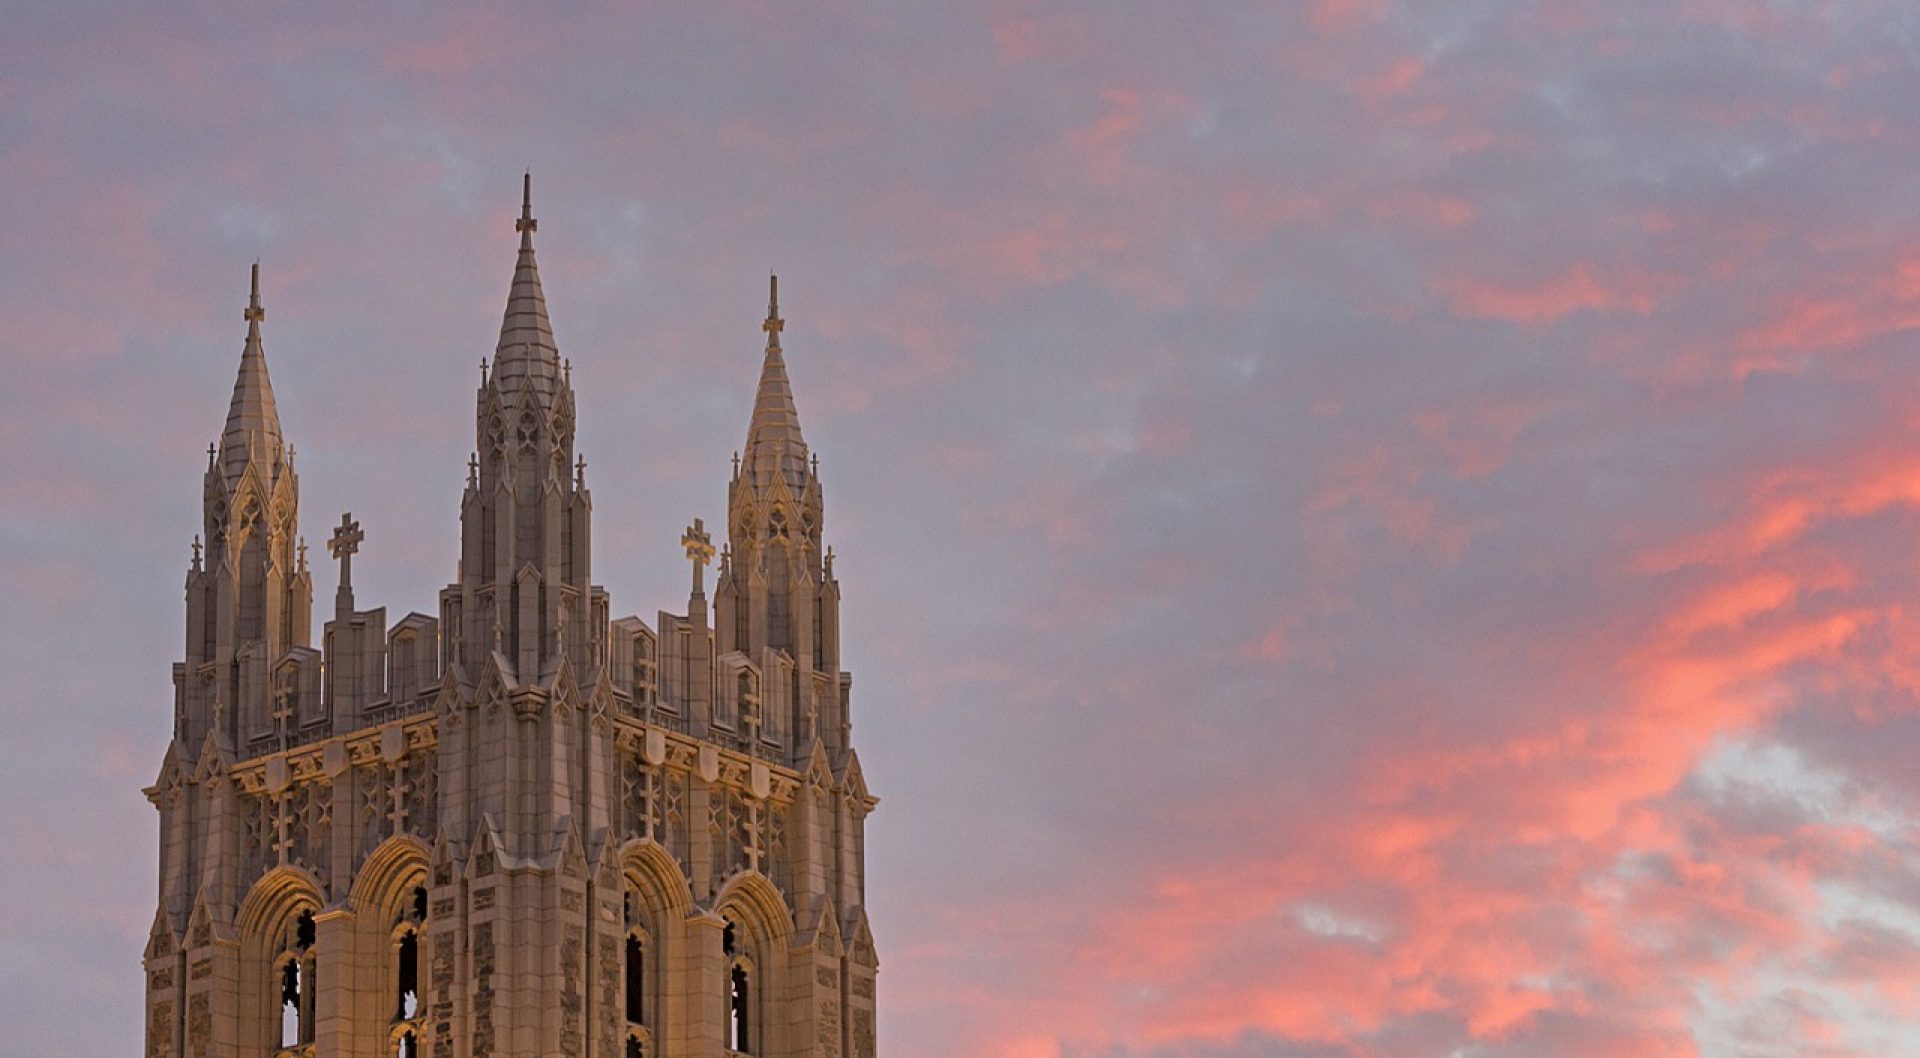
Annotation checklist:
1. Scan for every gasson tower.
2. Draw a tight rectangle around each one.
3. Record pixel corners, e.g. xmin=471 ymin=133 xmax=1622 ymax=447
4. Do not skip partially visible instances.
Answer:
xmin=144 ymin=178 xmax=879 ymax=1058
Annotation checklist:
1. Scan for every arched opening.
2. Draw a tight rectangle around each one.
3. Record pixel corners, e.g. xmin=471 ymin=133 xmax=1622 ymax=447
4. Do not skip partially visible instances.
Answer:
xmin=393 ymin=1027 xmax=417 ymax=1058
xmin=394 ymin=930 xmax=419 ymax=1019
xmin=625 ymin=933 xmax=645 ymax=1024
xmin=278 ymin=957 xmax=301 ymax=1047
xmin=621 ymin=846 xmax=691 ymax=1056
xmin=278 ymin=908 xmax=317 ymax=1048
xmin=722 ymin=916 xmax=754 ymax=1053
xmin=394 ymin=884 xmax=428 ymax=1024
xmin=623 ymin=887 xmax=654 ymax=1051
xmin=728 ymin=963 xmax=752 ymax=1053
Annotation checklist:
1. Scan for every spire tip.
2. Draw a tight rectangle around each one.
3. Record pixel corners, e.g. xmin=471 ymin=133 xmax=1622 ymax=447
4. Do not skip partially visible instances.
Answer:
xmin=762 ymin=272 xmax=784 ymax=342
xmin=515 ymin=171 xmax=537 ymax=236
xmin=244 ymin=262 xmax=264 ymax=324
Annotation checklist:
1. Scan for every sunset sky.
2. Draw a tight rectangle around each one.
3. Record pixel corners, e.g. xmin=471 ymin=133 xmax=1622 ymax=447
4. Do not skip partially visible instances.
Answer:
xmin=9 ymin=1 xmax=1920 ymax=1055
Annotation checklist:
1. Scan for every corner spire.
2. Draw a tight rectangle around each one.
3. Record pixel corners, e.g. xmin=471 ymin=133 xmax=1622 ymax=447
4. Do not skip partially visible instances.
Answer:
xmin=491 ymin=172 xmax=561 ymax=399
xmin=220 ymin=261 xmax=283 ymax=485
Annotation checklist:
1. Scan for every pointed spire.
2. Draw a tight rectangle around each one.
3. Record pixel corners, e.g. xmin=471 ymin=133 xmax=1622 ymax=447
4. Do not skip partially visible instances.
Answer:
xmin=219 ymin=262 xmax=284 ymax=485
xmin=744 ymin=273 xmax=807 ymax=486
xmin=491 ymin=171 xmax=561 ymax=401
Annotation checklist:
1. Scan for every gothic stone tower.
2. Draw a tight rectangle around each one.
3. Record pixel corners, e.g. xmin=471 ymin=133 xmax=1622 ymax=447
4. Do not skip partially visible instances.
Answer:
xmin=145 ymin=178 xmax=881 ymax=1058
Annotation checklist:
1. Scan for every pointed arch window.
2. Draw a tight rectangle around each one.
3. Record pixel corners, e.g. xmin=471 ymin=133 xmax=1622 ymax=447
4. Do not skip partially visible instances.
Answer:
xmin=391 ymin=884 xmax=428 ymax=1052
xmin=278 ymin=909 xmax=317 ymax=1050
xmin=624 ymin=890 xmax=654 ymax=1057
xmin=729 ymin=964 xmax=752 ymax=1053
xmin=723 ymin=916 xmax=754 ymax=1054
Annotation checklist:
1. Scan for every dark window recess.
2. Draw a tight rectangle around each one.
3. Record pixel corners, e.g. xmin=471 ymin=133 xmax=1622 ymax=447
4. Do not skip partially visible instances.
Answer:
xmin=625 ymin=935 xmax=645 ymax=1024
xmin=395 ymin=930 xmax=420 ymax=1020
xmin=729 ymin=964 xmax=751 ymax=1053
xmin=279 ymin=959 xmax=302 ymax=1047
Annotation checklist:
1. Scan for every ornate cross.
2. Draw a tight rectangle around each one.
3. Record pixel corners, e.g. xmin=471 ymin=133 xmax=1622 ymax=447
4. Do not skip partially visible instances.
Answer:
xmin=328 ymin=512 xmax=363 ymax=591
xmin=516 ymin=171 xmax=537 ymax=235
xmin=390 ymin=767 xmax=413 ymax=835
xmin=271 ymin=684 xmax=296 ymax=752
xmin=272 ymin=793 xmax=294 ymax=865
xmin=682 ymin=518 xmax=715 ymax=596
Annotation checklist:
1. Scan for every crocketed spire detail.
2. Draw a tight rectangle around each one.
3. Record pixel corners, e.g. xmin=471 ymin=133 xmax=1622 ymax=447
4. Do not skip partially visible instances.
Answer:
xmin=490 ymin=171 xmax=563 ymax=402
xmin=743 ymin=273 xmax=808 ymax=489
xmin=220 ymin=262 xmax=284 ymax=485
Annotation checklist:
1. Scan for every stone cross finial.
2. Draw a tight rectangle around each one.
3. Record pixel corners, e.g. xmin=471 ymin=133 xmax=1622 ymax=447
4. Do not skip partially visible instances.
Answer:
xmin=207 ymin=441 xmax=216 ymax=469
xmin=191 ymin=535 xmax=203 ymax=569
xmin=575 ymin=455 xmax=586 ymax=488
xmin=480 ymin=357 xmax=489 ymax=385
xmin=682 ymin=517 xmax=716 ymax=596
xmin=244 ymin=262 xmax=264 ymax=324
xmin=296 ymin=537 xmax=308 ymax=573
xmin=516 ymin=171 xmax=537 ymax=235
xmin=763 ymin=273 xmax=784 ymax=342
xmin=328 ymin=512 xmax=363 ymax=592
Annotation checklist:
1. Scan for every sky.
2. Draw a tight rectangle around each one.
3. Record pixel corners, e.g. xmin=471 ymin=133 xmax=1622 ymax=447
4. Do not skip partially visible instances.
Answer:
xmin=6 ymin=0 xmax=1920 ymax=1055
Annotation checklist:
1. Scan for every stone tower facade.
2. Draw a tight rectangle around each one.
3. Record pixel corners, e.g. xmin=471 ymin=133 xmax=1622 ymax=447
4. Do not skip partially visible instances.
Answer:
xmin=144 ymin=179 xmax=881 ymax=1058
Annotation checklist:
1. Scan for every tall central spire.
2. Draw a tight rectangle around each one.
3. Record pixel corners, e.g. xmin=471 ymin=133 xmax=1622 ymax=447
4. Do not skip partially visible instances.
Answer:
xmin=220 ymin=262 xmax=283 ymax=485
xmin=491 ymin=171 xmax=562 ymax=400
xmin=743 ymin=273 xmax=807 ymax=488
xmin=453 ymin=174 xmax=593 ymax=689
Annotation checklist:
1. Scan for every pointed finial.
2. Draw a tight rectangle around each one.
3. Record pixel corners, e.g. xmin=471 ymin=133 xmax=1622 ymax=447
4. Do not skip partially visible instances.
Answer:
xmin=732 ymin=450 xmax=741 ymax=477
xmin=564 ymin=358 xmax=572 ymax=384
xmin=244 ymin=261 xmax=264 ymax=324
xmin=763 ymin=272 xmax=784 ymax=346
xmin=191 ymin=534 xmax=203 ymax=570
xmin=297 ymin=536 xmax=308 ymax=573
xmin=575 ymin=454 xmax=587 ymax=487
xmin=468 ymin=452 xmax=479 ymax=486
xmin=516 ymin=171 xmax=537 ymax=237
xmin=825 ymin=545 xmax=835 ymax=577
xmin=480 ymin=357 xmax=490 ymax=384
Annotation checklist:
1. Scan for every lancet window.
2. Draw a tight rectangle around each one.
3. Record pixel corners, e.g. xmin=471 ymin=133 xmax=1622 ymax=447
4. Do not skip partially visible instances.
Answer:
xmin=723 ymin=917 xmax=754 ymax=1054
xmin=277 ymin=909 xmax=317 ymax=1051
xmin=624 ymin=890 xmax=654 ymax=1057
xmin=391 ymin=884 xmax=428 ymax=1051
